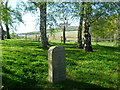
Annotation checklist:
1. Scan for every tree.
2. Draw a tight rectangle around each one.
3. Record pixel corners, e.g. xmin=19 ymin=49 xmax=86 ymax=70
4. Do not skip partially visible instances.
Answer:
xmin=1 ymin=0 xmax=23 ymax=39
xmin=114 ymin=15 xmax=120 ymax=47
xmin=4 ymin=1 xmax=11 ymax=39
xmin=73 ymin=2 xmax=93 ymax=50
xmin=39 ymin=2 xmax=48 ymax=48
xmin=33 ymin=2 xmax=48 ymax=49
xmin=57 ymin=2 xmax=72 ymax=44
xmin=18 ymin=1 xmax=48 ymax=49
xmin=0 ymin=0 xmax=11 ymax=39
xmin=59 ymin=17 xmax=70 ymax=44
xmin=82 ymin=2 xmax=119 ymax=52
xmin=0 ymin=23 xmax=4 ymax=40
xmin=0 ymin=1 xmax=4 ymax=40
xmin=91 ymin=16 xmax=118 ymax=39
xmin=48 ymin=2 xmax=74 ymax=44
xmin=85 ymin=3 xmax=93 ymax=52
xmin=77 ymin=2 xmax=85 ymax=48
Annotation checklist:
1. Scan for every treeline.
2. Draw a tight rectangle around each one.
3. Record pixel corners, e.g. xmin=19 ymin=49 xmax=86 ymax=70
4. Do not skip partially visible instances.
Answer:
xmin=0 ymin=1 xmax=119 ymax=52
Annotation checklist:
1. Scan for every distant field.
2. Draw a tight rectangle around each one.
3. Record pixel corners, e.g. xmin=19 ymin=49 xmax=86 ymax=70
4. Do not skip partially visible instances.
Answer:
xmin=18 ymin=31 xmax=78 ymax=42
xmin=2 ymin=39 xmax=119 ymax=89
xmin=18 ymin=31 xmax=116 ymax=44
xmin=47 ymin=31 xmax=78 ymax=41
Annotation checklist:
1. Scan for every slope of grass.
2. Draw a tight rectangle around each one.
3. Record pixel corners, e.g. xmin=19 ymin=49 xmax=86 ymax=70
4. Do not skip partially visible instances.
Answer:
xmin=2 ymin=39 xmax=120 ymax=89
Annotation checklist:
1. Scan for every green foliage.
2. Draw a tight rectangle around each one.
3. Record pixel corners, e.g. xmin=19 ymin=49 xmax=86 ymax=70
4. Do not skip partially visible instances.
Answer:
xmin=10 ymin=33 xmax=16 ymax=39
xmin=91 ymin=16 xmax=118 ymax=39
xmin=0 ymin=1 xmax=23 ymax=32
xmin=0 ymin=2 xmax=11 ymax=24
xmin=48 ymin=2 xmax=75 ymax=28
xmin=74 ymin=2 xmax=119 ymax=25
xmin=2 ymin=39 xmax=119 ymax=89
xmin=23 ymin=2 xmax=58 ymax=30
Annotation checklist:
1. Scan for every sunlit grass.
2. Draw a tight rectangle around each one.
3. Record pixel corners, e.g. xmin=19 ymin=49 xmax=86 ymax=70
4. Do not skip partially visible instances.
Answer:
xmin=2 ymin=39 xmax=119 ymax=89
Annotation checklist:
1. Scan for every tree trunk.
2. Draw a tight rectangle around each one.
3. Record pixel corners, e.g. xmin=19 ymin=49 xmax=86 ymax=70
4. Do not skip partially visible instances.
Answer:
xmin=5 ymin=24 xmax=10 ymax=39
xmin=77 ymin=18 xmax=83 ymax=48
xmin=39 ymin=3 xmax=48 ymax=49
xmin=77 ymin=2 xmax=85 ymax=48
xmin=84 ymin=21 xmax=93 ymax=52
xmin=83 ymin=2 xmax=93 ymax=52
xmin=0 ymin=23 xmax=4 ymax=40
xmin=4 ymin=1 xmax=10 ymax=39
xmin=63 ymin=25 xmax=66 ymax=44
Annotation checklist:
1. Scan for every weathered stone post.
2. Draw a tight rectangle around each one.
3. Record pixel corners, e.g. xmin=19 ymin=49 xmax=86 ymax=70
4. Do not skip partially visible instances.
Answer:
xmin=48 ymin=46 xmax=66 ymax=83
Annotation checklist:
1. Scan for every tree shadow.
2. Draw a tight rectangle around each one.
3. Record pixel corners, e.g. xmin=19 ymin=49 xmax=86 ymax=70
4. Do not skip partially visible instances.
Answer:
xmin=65 ymin=49 xmax=86 ymax=60
xmin=2 ymin=67 xmax=40 ymax=90
xmin=3 ymin=40 xmax=41 ymax=48
xmin=65 ymin=44 xmax=119 ymax=62
xmin=54 ymin=79 xmax=115 ymax=90
xmin=93 ymin=45 xmax=119 ymax=52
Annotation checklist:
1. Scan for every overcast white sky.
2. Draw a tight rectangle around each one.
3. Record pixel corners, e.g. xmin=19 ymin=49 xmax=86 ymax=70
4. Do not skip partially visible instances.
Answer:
xmin=8 ymin=0 xmax=79 ymax=34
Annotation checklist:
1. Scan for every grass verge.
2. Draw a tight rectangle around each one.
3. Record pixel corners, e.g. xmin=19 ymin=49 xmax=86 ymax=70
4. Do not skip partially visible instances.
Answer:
xmin=2 ymin=39 xmax=120 ymax=89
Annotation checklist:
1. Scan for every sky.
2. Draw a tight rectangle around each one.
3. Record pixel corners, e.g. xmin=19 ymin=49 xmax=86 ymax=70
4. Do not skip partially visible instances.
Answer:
xmin=8 ymin=0 xmax=79 ymax=34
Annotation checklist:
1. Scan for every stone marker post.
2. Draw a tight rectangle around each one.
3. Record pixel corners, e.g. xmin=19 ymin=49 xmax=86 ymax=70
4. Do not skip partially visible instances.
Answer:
xmin=48 ymin=46 xmax=66 ymax=83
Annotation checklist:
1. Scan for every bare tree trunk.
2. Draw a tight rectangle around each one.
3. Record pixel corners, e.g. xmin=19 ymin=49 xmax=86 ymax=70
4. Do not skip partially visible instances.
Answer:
xmin=0 ymin=23 xmax=4 ymax=40
xmin=5 ymin=24 xmax=10 ymax=39
xmin=84 ymin=20 xmax=93 ymax=52
xmin=77 ymin=2 xmax=85 ymax=48
xmin=63 ymin=25 xmax=66 ymax=44
xmin=77 ymin=19 xmax=83 ymax=48
xmin=4 ymin=0 xmax=10 ymax=39
xmin=83 ymin=2 xmax=93 ymax=52
xmin=39 ymin=3 xmax=48 ymax=49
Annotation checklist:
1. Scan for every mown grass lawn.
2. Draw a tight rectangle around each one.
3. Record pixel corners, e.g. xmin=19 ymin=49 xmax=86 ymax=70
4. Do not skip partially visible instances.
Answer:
xmin=2 ymin=39 xmax=120 ymax=89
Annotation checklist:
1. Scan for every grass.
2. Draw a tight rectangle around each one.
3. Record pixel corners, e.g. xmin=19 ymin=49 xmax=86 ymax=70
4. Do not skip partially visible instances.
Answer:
xmin=2 ymin=39 xmax=120 ymax=89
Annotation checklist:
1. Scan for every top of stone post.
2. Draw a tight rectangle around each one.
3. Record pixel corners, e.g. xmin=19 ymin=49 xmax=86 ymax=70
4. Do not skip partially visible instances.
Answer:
xmin=48 ymin=46 xmax=65 ymax=53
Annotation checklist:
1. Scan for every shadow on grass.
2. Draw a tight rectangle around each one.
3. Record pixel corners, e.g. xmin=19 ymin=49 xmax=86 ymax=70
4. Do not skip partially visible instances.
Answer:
xmin=3 ymin=40 xmax=41 ymax=48
xmin=93 ymin=45 xmax=119 ymax=52
xmin=65 ymin=44 xmax=119 ymax=61
xmin=2 ymin=66 xmax=116 ymax=90
xmin=2 ymin=67 xmax=40 ymax=90
xmin=52 ymin=79 xmax=114 ymax=90
xmin=2 ymin=40 xmax=119 ymax=89
xmin=49 ymin=42 xmax=77 ymax=48
xmin=2 ymin=76 xmax=42 ymax=90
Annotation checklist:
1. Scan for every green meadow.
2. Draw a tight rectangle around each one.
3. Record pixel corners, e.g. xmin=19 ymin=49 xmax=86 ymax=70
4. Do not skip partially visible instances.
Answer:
xmin=2 ymin=39 xmax=120 ymax=89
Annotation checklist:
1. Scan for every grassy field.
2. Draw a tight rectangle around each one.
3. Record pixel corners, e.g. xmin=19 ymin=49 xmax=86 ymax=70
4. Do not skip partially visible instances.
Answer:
xmin=2 ymin=39 xmax=120 ymax=89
